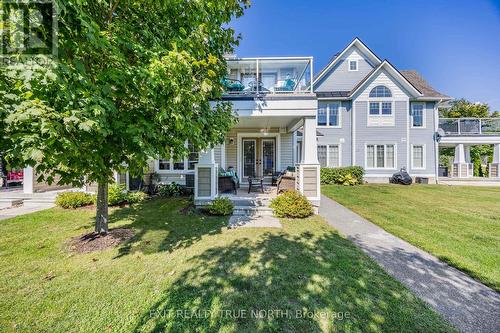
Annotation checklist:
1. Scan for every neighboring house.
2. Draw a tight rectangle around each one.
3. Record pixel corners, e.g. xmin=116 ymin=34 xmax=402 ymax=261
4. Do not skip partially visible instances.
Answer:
xmin=19 ymin=38 xmax=500 ymax=204
xmin=312 ymin=38 xmax=450 ymax=182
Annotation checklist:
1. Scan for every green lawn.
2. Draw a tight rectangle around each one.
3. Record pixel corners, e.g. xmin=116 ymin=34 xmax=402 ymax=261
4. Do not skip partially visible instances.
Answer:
xmin=0 ymin=198 xmax=456 ymax=333
xmin=322 ymin=184 xmax=500 ymax=291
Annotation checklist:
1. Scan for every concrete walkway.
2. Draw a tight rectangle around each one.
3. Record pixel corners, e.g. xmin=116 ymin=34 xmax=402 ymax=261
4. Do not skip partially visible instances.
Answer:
xmin=319 ymin=195 xmax=500 ymax=333
xmin=0 ymin=204 xmax=54 ymax=220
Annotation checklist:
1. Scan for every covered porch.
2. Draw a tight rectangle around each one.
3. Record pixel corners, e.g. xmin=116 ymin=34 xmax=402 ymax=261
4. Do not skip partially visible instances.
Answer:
xmin=195 ymin=112 xmax=320 ymax=207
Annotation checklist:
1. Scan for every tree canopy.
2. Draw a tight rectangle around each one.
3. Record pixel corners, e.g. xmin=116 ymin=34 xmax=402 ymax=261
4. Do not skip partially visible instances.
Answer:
xmin=440 ymin=98 xmax=497 ymax=118
xmin=1 ymin=0 xmax=249 ymax=232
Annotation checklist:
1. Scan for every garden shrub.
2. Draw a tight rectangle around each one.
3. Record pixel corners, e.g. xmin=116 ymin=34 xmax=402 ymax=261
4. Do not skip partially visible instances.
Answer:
xmin=204 ymin=197 xmax=234 ymax=216
xmin=106 ymin=184 xmax=128 ymax=206
xmin=127 ymin=191 xmax=148 ymax=204
xmin=157 ymin=182 xmax=183 ymax=197
xmin=320 ymin=166 xmax=364 ymax=185
xmin=270 ymin=190 xmax=313 ymax=218
xmin=56 ymin=192 xmax=94 ymax=209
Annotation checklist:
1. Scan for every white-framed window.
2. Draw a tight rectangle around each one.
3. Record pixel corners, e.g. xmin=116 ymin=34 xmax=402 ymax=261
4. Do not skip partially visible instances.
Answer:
xmin=369 ymin=102 xmax=392 ymax=115
xmin=317 ymin=106 xmax=327 ymax=126
xmin=367 ymin=101 xmax=394 ymax=126
xmin=411 ymin=103 xmax=425 ymax=128
xmin=317 ymin=144 xmax=341 ymax=167
xmin=187 ymin=142 xmax=199 ymax=170
xmin=158 ymin=141 xmax=199 ymax=172
xmin=317 ymin=102 xmax=341 ymax=127
xmin=369 ymin=85 xmax=392 ymax=97
xmin=366 ymin=144 xmax=396 ymax=169
xmin=348 ymin=60 xmax=358 ymax=71
xmin=411 ymin=144 xmax=425 ymax=169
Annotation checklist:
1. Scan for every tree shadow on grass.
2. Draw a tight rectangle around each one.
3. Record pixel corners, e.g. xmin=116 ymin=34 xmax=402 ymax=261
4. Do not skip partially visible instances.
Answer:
xmin=107 ymin=198 xmax=226 ymax=258
xmin=132 ymin=225 xmax=455 ymax=333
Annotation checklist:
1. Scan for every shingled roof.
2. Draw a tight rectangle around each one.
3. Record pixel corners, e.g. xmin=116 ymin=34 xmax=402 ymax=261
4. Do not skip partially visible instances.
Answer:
xmin=400 ymin=70 xmax=450 ymax=99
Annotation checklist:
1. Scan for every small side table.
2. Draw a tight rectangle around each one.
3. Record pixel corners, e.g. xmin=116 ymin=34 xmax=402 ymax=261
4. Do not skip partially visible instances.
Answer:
xmin=248 ymin=176 xmax=264 ymax=193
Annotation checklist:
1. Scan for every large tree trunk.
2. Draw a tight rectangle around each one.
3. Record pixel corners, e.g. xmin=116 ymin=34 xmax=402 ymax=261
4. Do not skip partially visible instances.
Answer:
xmin=95 ymin=182 xmax=109 ymax=235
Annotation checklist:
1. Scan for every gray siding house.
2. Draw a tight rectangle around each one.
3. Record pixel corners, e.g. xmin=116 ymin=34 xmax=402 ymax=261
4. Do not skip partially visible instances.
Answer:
xmin=311 ymin=38 xmax=450 ymax=182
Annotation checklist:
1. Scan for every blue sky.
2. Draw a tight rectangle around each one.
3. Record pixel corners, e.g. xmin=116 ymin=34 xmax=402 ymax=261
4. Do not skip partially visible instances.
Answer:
xmin=230 ymin=0 xmax=500 ymax=112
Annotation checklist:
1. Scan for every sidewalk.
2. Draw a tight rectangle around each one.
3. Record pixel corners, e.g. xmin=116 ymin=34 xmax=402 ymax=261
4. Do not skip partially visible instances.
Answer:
xmin=0 ymin=204 xmax=54 ymax=221
xmin=319 ymin=195 xmax=500 ymax=333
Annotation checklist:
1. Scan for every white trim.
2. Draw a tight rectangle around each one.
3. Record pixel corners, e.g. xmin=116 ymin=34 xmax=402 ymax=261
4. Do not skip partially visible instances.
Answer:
xmin=154 ymin=141 xmax=198 ymax=174
xmin=317 ymin=101 xmax=342 ymax=128
xmin=364 ymin=173 xmax=436 ymax=178
xmin=352 ymin=101 xmax=356 ymax=165
xmin=313 ymin=38 xmax=382 ymax=85
xmin=221 ymin=142 xmax=226 ymax=169
xmin=406 ymin=100 xmax=410 ymax=169
xmin=410 ymin=102 xmax=426 ymax=129
xmin=241 ymin=139 xmax=257 ymax=178
xmin=317 ymin=143 xmax=342 ymax=168
xmin=411 ymin=144 xmax=426 ymax=170
xmin=236 ymin=132 xmax=281 ymax=182
xmin=348 ymin=59 xmax=358 ymax=72
xmin=261 ymin=138 xmax=277 ymax=177
xmin=364 ymin=143 xmax=397 ymax=170
xmin=366 ymin=101 xmax=395 ymax=127
xmin=350 ymin=61 xmax=422 ymax=98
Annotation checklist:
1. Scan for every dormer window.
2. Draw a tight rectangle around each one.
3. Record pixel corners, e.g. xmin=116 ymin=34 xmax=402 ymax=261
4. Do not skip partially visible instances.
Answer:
xmin=348 ymin=60 xmax=358 ymax=71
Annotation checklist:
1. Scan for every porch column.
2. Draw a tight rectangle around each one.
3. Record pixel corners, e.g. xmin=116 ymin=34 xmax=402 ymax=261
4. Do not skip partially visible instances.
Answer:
xmin=489 ymin=143 xmax=500 ymax=178
xmin=23 ymin=166 xmax=34 ymax=194
xmin=297 ymin=117 xmax=320 ymax=207
xmin=194 ymin=148 xmax=218 ymax=203
xmin=452 ymin=144 xmax=471 ymax=178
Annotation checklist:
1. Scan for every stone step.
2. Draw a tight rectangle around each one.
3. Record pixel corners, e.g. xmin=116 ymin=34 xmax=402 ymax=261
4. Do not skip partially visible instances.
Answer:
xmin=229 ymin=199 xmax=271 ymax=207
xmin=233 ymin=206 xmax=274 ymax=217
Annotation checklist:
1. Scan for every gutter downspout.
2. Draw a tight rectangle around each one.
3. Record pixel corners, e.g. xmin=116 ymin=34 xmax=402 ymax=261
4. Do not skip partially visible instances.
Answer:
xmin=434 ymin=99 xmax=444 ymax=184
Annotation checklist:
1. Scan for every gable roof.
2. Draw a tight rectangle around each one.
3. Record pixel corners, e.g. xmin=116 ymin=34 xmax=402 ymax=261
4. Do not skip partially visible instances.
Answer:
xmin=313 ymin=38 xmax=382 ymax=85
xmin=400 ymin=70 xmax=450 ymax=99
xmin=349 ymin=60 xmax=423 ymax=98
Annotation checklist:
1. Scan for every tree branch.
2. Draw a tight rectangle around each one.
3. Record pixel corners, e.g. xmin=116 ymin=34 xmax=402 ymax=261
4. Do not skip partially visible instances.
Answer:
xmin=108 ymin=0 xmax=120 ymax=24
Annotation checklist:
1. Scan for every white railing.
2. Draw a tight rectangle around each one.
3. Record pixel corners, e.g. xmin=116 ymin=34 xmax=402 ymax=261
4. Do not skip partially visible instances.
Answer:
xmin=439 ymin=118 xmax=500 ymax=136
xmin=223 ymin=57 xmax=314 ymax=96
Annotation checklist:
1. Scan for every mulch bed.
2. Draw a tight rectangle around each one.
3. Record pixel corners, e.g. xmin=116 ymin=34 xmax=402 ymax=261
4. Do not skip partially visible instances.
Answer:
xmin=67 ymin=228 xmax=134 ymax=253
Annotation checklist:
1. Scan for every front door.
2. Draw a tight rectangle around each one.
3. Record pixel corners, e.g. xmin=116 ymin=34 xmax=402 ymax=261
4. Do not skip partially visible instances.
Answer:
xmin=241 ymin=138 xmax=276 ymax=181
xmin=242 ymin=139 xmax=257 ymax=178
xmin=261 ymin=139 xmax=276 ymax=178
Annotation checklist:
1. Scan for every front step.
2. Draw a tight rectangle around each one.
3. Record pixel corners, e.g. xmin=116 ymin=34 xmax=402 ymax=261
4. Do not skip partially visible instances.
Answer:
xmin=232 ymin=205 xmax=274 ymax=217
xmin=230 ymin=198 xmax=271 ymax=207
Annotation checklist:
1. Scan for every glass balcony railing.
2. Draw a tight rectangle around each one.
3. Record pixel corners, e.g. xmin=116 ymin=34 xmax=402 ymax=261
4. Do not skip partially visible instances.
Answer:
xmin=223 ymin=57 xmax=313 ymax=95
xmin=438 ymin=118 xmax=500 ymax=135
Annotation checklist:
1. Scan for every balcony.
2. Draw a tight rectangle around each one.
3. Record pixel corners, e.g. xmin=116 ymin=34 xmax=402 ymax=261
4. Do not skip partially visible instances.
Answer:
xmin=223 ymin=57 xmax=313 ymax=97
xmin=438 ymin=118 xmax=500 ymax=136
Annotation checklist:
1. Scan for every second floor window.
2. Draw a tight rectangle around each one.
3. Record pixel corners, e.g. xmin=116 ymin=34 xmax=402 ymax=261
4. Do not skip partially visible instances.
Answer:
xmin=412 ymin=103 xmax=425 ymax=127
xmin=369 ymin=102 xmax=392 ymax=115
xmin=318 ymin=103 xmax=341 ymax=127
xmin=369 ymin=85 xmax=392 ymax=98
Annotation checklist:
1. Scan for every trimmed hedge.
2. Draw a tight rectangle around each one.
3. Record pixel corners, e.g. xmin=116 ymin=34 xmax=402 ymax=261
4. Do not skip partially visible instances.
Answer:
xmin=56 ymin=192 xmax=94 ymax=209
xmin=270 ymin=190 xmax=313 ymax=218
xmin=320 ymin=166 xmax=364 ymax=185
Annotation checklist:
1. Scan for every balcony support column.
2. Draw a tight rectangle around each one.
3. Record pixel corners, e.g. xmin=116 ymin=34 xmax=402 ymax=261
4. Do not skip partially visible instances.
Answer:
xmin=452 ymin=144 xmax=472 ymax=178
xmin=194 ymin=148 xmax=218 ymax=204
xmin=489 ymin=144 xmax=500 ymax=178
xmin=296 ymin=117 xmax=320 ymax=209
